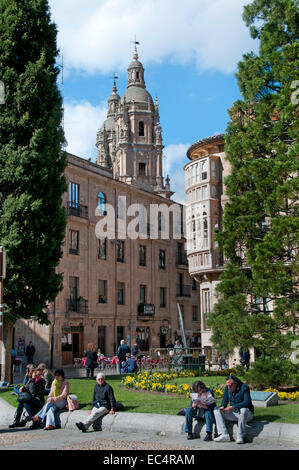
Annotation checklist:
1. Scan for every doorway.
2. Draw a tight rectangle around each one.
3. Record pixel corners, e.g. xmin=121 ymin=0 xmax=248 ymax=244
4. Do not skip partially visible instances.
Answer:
xmin=61 ymin=327 xmax=83 ymax=365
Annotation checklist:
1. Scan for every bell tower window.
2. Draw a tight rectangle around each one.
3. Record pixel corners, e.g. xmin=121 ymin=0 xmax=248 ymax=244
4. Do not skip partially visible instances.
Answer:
xmin=136 ymin=71 xmax=139 ymax=79
xmin=139 ymin=121 xmax=145 ymax=136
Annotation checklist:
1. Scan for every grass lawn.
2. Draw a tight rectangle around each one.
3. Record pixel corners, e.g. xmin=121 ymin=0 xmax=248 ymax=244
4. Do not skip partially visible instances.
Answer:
xmin=1 ymin=374 xmax=298 ymax=424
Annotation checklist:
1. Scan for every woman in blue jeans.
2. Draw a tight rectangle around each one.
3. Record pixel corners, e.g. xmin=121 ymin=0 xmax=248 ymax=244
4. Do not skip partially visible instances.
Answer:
xmin=31 ymin=369 xmax=69 ymax=430
xmin=185 ymin=380 xmax=216 ymax=442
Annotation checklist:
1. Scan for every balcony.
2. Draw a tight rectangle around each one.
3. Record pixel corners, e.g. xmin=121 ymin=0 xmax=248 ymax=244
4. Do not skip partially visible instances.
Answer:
xmin=176 ymin=252 xmax=188 ymax=266
xmin=176 ymin=284 xmax=191 ymax=297
xmin=138 ymin=303 xmax=155 ymax=317
xmin=66 ymin=298 xmax=88 ymax=314
xmin=67 ymin=202 xmax=88 ymax=219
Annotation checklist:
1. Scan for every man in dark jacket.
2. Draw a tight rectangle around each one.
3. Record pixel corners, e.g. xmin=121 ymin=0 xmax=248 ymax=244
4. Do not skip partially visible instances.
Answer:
xmin=76 ymin=372 xmax=116 ymax=432
xmin=26 ymin=341 xmax=36 ymax=364
xmin=214 ymin=375 xmax=254 ymax=444
xmin=123 ymin=353 xmax=137 ymax=373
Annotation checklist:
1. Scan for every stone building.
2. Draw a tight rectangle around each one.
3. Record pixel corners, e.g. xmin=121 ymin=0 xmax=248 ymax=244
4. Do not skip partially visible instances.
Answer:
xmin=15 ymin=48 xmax=201 ymax=368
xmin=184 ymin=134 xmax=255 ymax=366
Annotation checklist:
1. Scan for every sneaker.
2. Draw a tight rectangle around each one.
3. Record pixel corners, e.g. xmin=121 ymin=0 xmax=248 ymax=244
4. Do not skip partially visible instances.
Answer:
xmin=187 ymin=433 xmax=195 ymax=440
xmin=214 ymin=433 xmax=230 ymax=442
xmin=203 ymin=433 xmax=213 ymax=442
xmin=76 ymin=422 xmax=86 ymax=433
xmin=236 ymin=436 xmax=244 ymax=444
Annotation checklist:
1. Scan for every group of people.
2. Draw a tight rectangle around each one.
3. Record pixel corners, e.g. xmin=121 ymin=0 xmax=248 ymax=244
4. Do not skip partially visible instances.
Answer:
xmin=10 ymin=363 xmax=70 ymax=431
xmin=117 ymin=339 xmax=139 ymax=374
xmin=184 ymin=374 xmax=254 ymax=444
xmin=82 ymin=340 xmax=139 ymax=378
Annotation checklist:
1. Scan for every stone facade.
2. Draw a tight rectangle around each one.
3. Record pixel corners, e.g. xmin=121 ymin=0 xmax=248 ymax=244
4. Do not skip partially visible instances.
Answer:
xmin=14 ymin=49 xmax=201 ymax=368
xmin=184 ymin=135 xmax=253 ymax=366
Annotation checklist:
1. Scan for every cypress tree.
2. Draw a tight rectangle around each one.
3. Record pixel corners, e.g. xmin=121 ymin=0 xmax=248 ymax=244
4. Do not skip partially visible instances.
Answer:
xmin=208 ymin=0 xmax=299 ymax=359
xmin=0 ymin=0 xmax=66 ymax=377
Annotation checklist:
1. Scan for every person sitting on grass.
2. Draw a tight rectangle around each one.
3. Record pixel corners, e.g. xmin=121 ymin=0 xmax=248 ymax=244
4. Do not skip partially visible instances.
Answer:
xmin=213 ymin=374 xmax=254 ymax=444
xmin=9 ymin=368 xmax=45 ymax=428
xmin=185 ymin=380 xmax=217 ymax=442
xmin=75 ymin=372 xmax=116 ymax=433
xmin=31 ymin=369 xmax=69 ymax=430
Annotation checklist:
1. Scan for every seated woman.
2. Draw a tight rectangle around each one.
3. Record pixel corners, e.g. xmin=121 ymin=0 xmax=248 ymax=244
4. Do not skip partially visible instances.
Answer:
xmin=12 ymin=364 xmax=36 ymax=396
xmin=9 ymin=368 xmax=45 ymax=428
xmin=31 ymin=369 xmax=69 ymax=430
xmin=185 ymin=380 xmax=216 ymax=442
xmin=37 ymin=363 xmax=54 ymax=395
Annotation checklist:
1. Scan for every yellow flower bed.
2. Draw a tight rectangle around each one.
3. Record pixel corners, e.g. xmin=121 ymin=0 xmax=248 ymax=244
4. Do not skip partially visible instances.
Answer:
xmin=265 ymin=388 xmax=299 ymax=401
xmin=122 ymin=372 xmax=299 ymax=401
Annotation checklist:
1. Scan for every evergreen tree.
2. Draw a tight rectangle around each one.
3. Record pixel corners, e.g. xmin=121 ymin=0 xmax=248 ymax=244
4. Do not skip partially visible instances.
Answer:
xmin=208 ymin=0 xmax=299 ymax=359
xmin=0 ymin=0 xmax=66 ymax=376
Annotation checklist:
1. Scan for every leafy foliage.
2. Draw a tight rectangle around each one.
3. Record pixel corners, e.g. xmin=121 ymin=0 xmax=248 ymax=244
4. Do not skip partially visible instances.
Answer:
xmin=208 ymin=0 xmax=299 ymax=358
xmin=0 ymin=0 xmax=66 ymax=324
xmin=247 ymin=357 xmax=299 ymax=388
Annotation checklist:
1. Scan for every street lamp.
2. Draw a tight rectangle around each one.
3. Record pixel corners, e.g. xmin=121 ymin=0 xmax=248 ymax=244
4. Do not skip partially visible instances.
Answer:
xmin=110 ymin=240 xmax=121 ymax=356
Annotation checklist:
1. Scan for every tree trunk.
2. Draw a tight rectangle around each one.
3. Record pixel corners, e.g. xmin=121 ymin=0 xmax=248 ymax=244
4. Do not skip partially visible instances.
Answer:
xmin=0 ymin=317 xmax=13 ymax=382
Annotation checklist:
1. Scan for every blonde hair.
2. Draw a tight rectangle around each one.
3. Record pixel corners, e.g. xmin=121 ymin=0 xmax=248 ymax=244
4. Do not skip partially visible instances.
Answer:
xmin=87 ymin=342 xmax=96 ymax=352
xmin=37 ymin=363 xmax=47 ymax=370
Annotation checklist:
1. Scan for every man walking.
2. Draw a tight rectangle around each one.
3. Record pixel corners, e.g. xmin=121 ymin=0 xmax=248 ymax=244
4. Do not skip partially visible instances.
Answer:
xmin=76 ymin=372 xmax=116 ymax=432
xmin=214 ymin=374 xmax=254 ymax=444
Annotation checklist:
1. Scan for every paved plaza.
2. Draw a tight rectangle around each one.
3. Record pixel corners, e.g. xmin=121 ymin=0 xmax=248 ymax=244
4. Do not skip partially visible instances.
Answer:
xmin=0 ymin=397 xmax=298 ymax=451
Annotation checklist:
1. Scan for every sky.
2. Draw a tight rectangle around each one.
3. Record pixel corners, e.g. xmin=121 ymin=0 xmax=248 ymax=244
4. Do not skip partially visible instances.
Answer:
xmin=48 ymin=0 xmax=257 ymax=203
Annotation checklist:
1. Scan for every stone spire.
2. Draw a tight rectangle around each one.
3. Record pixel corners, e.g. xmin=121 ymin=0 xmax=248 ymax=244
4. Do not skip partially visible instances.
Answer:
xmin=127 ymin=44 xmax=145 ymax=89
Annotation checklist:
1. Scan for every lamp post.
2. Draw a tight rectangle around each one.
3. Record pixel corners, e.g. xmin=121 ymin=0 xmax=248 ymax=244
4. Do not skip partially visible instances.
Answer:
xmin=50 ymin=300 xmax=56 ymax=370
xmin=111 ymin=240 xmax=121 ymax=356
xmin=0 ymin=247 xmax=5 ymax=342
xmin=0 ymin=247 xmax=6 ymax=380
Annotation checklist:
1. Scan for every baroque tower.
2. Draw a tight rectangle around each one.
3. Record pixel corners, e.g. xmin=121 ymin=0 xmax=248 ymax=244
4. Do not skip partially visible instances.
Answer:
xmin=96 ymin=46 xmax=172 ymax=198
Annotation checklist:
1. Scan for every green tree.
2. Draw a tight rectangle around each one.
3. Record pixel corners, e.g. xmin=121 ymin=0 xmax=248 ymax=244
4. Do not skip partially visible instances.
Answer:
xmin=0 ymin=0 xmax=66 ymax=379
xmin=208 ymin=0 xmax=299 ymax=359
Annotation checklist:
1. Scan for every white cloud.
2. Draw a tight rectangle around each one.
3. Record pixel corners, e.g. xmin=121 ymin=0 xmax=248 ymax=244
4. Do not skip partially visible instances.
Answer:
xmin=63 ymin=99 xmax=107 ymax=159
xmin=49 ymin=0 xmax=256 ymax=76
xmin=163 ymin=143 xmax=190 ymax=204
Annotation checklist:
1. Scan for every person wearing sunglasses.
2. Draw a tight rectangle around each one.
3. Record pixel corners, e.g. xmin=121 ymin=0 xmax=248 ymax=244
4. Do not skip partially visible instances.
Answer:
xmin=76 ymin=372 xmax=116 ymax=433
xmin=31 ymin=369 xmax=69 ymax=430
xmin=214 ymin=375 xmax=254 ymax=444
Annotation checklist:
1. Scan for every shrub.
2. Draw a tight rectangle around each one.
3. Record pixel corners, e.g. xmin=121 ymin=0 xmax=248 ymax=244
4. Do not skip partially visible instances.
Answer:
xmin=247 ymin=357 xmax=299 ymax=388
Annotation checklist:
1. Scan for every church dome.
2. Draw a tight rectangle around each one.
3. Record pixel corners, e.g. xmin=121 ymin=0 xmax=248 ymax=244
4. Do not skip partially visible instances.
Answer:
xmin=100 ymin=116 xmax=115 ymax=132
xmin=121 ymin=85 xmax=153 ymax=104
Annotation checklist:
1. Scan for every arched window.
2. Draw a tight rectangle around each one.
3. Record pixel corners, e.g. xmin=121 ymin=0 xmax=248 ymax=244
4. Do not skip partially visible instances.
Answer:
xmin=139 ymin=121 xmax=145 ymax=136
xmin=97 ymin=192 xmax=107 ymax=216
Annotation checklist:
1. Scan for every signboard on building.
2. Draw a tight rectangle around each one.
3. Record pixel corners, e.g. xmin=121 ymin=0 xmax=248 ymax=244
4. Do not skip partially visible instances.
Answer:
xmin=138 ymin=304 xmax=155 ymax=317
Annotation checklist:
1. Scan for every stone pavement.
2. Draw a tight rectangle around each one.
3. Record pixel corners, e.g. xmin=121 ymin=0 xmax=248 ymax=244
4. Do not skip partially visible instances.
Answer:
xmin=0 ymin=397 xmax=298 ymax=450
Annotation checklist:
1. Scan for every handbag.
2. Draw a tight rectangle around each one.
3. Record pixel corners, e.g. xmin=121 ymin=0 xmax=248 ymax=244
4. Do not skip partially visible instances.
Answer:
xmin=66 ymin=394 xmax=79 ymax=411
xmin=18 ymin=391 xmax=32 ymax=403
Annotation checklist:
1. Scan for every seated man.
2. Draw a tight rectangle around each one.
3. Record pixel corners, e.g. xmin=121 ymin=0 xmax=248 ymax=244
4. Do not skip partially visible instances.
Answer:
xmin=214 ymin=374 xmax=254 ymax=444
xmin=124 ymin=353 xmax=137 ymax=373
xmin=76 ymin=372 xmax=116 ymax=432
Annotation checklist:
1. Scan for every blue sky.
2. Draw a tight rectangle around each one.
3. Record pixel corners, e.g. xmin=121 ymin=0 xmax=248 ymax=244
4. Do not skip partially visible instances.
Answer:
xmin=49 ymin=0 xmax=257 ymax=203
